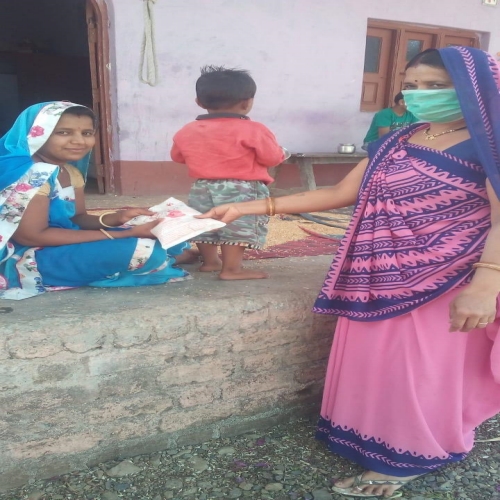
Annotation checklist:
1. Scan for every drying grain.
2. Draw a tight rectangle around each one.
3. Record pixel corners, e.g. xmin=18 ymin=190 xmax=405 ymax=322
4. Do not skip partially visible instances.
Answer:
xmin=265 ymin=213 xmax=350 ymax=247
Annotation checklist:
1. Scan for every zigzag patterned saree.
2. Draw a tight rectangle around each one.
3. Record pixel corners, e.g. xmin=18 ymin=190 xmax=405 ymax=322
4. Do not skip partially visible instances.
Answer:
xmin=314 ymin=126 xmax=489 ymax=320
xmin=314 ymin=47 xmax=500 ymax=321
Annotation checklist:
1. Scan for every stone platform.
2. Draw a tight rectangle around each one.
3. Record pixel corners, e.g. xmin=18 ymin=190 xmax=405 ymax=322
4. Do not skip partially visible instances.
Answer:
xmin=0 ymin=255 xmax=337 ymax=491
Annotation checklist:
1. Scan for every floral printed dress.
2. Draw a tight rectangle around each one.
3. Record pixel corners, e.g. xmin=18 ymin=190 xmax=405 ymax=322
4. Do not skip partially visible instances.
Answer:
xmin=0 ymin=101 xmax=190 ymax=300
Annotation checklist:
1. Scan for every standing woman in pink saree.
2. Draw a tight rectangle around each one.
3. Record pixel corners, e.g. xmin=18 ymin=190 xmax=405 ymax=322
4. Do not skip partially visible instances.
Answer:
xmin=199 ymin=46 xmax=500 ymax=498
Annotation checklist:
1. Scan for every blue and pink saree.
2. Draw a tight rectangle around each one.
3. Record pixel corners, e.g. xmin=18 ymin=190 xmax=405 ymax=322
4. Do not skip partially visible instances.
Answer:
xmin=0 ymin=102 xmax=189 ymax=300
xmin=315 ymin=47 xmax=500 ymax=477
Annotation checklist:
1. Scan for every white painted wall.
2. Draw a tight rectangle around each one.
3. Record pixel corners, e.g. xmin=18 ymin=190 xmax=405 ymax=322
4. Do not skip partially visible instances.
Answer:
xmin=110 ymin=0 xmax=500 ymax=161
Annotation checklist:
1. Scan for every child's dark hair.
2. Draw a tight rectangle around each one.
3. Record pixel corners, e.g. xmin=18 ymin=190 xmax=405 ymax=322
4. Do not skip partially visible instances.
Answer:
xmin=394 ymin=92 xmax=404 ymax=103
xmin=196 ymin=65 xmax=257 ymax=109
xmin=62 ymin=106 xmax=98 ymax=129
xmin=405 ymin=49 xmax=445 ymax=70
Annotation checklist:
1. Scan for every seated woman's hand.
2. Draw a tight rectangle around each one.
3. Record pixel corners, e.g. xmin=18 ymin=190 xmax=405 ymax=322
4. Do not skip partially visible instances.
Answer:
xmin=195 ymin=204 xmax=244 ymax=224
xmin=116 ymin=208 xmax=155 ymax=225
xmin=126 ymin=220 xmax=161 ymax=239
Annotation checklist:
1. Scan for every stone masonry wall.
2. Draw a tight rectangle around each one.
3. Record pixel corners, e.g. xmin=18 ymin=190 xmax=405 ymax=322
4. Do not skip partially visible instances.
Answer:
xmin=0 ymin=256 xmax=337 ymax=491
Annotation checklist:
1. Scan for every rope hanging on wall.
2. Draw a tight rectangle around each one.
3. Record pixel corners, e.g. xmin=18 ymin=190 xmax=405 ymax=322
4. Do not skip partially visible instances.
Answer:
xmin=140 ymin=0 xmax=158 ymax=86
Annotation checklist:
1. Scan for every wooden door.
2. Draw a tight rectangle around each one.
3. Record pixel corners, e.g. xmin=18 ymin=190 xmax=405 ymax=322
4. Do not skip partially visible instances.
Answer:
xmin=361 ymin=27 xmax=395 ymax=112
xmin=86 ymin=1 xmax=106 ymax=193
xmin=390 ymin=31 xmax=436 ymax=100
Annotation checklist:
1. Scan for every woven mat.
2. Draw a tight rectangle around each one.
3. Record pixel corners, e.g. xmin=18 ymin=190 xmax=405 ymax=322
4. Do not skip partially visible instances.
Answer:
xmin=244 ymin=235 xmax=340 ymax=260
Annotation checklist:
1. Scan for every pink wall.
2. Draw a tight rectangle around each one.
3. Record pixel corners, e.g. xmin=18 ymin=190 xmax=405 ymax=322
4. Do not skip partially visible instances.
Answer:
xmin=108 ymin=0 xmax=500 ymax=163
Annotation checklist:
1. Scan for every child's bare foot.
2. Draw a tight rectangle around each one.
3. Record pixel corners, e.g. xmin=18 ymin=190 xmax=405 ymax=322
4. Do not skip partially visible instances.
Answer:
xmin=219 ymin=269 xmax=269 ymax=280
xmin=198 ymin=259 xmax=223 ymax=272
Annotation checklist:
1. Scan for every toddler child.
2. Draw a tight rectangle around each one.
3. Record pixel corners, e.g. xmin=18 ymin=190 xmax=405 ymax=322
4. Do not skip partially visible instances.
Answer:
xmin=171 ymin=65 xmax=286 ymax=280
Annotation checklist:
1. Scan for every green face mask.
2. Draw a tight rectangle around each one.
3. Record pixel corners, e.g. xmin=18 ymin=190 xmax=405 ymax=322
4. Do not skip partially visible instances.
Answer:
xmin=402 ymin=89 xmax=463 ymax=123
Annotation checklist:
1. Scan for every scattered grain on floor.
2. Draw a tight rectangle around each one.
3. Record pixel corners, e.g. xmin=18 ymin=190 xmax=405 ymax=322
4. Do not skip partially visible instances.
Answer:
xmin=265 ymin=214 xmax=350 ymax=247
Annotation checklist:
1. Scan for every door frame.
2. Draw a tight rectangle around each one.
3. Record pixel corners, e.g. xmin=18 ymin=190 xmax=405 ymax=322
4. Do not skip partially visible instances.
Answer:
xmin=87 ymin=0 xmax=115 ymax=193
xmin=360 ymin=27 xmax=396 ymax=112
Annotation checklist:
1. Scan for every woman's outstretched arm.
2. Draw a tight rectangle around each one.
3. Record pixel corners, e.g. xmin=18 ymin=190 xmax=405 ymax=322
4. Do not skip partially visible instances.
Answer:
xmin=70 ymin=187 xmax=155 ymax=230
xmin=198 ymin=157 xmax=369 ymax=223
xmin=12 ymin=194 xmax=158 ymax=247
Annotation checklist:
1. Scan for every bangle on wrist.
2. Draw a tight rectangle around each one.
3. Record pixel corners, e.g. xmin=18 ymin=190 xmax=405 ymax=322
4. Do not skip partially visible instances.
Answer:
xmin=266 ymin=197 xmax=276 ymax=216
xmin=99 ymin=211 xmax=117 ymax=228
xmin=472 ymin=262 xmax=500 ymax=273
xmin=100 ymin=228 xmax=115 ymax=240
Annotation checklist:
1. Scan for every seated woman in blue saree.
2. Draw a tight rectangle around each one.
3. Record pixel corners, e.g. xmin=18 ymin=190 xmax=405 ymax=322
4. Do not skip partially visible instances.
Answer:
xmin=0 ymin=101 xmax=193 ymax=300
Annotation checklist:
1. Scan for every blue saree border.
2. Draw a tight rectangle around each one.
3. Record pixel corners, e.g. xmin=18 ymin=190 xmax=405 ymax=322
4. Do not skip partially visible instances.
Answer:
xmin=315 ymin=417 xmax=466 ymax=476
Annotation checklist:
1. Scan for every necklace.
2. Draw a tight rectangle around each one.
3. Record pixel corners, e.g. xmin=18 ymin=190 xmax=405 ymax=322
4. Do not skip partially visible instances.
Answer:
xmin=423 ymin=125 xmax=467 ymax=140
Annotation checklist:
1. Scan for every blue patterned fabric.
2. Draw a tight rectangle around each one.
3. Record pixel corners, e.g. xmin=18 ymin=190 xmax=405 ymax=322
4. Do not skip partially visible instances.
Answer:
xmin=316 ymin=417 xmax=466 ymax=476
xmin=313 ymin=125 xmax=490 ymax=320
xmin=439 ymin=47 xmax=500 ymax=199
xmin=0 ymin=102 xmax=189 ymax=299
xmin=0 ymin=102 xmax=89 ymax=190
xmin=313 ymin=48 xmax=500 ymax=321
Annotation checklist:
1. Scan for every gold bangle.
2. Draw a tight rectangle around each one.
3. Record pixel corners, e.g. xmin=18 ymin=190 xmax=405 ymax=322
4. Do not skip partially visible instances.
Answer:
xmin=266 ymin=197 xmax=276 ymax=217
xmin=472 ymin=262 xmax=500 ymax=272
xmin=99 ymin=211 xmax=117 ymax=228
xmin=100 ymin=228 xmax=115 ymax=240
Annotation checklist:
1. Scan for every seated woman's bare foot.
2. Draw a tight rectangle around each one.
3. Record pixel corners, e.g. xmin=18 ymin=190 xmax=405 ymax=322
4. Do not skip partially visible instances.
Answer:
xmin=198 ymin=259 xmax=223 ymax=272
xmin=174 ymin=248 xmax=201 ymax=265
xmin=219 ymin=269 xmax=269 ymax=280
xmin=333 ymin=471 xmax=420 ymax=498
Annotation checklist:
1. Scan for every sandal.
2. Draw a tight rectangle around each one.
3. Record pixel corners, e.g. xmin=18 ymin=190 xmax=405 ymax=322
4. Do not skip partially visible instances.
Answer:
xmin=331 ymin=472 xmax=408 ymax=498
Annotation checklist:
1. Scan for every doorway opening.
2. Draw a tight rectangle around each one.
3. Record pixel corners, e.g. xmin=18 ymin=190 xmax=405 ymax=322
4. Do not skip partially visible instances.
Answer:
xmin=0 ymin=0 xmax=111 ymax=193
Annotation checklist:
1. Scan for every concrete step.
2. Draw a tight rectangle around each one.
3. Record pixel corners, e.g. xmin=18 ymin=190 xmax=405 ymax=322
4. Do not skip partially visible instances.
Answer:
xmin=0 ymin=255 xmax=337 ymax=491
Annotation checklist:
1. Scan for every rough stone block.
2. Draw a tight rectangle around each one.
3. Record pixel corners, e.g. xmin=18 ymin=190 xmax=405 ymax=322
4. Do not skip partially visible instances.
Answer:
xmin=60 ymin=328 xmax=108 ymax=353
xmin=230 ymin=326 xmax=304 ymax=353
xmin=0 ymin=256 xmax=337 ymax=492
xmin=159 ymin=401 xmax=237 ymax=433
xmin=8 ymin=431 xmax=102 ymax=461
xmin=221 ymin=373 xmax=295 ymax=401
xmin=5 ymin=330 xmax=64 ymax=359
xmin=242 ymin=349 xmax=286 ymax=372
xmin=178 ymin=385 xmax=220 ymax=408
xmin=294 ymin=363 xmax=329 ymax=384
xmin=157 ymin=359 xmax=235 ymax=386
xmin=85 ymin=394 xmax=174 ymax=425
xmin=175 ymin=427 xmax=216 ymax=447
xmin=218 ymin=406 xmax=310 ymax=438
xmin=286 ymin=337 xmax=334 ymax=363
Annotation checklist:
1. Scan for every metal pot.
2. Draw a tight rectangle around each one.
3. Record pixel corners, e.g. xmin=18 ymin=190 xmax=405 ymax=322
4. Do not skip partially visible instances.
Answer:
xmin=337 ymin=143 xmax=356 ymax=154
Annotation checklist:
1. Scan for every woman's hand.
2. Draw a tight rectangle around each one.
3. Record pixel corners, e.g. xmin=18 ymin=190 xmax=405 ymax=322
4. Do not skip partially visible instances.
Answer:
xmin=114 ymin=208 xmax=155 ymax=225
xmin=196 ymin=204 xmax=246 ymax=224
xmin=74 ymin=207 xmax=156 ymax=230
xmin=124 ymin=220 xmax=161 ymax=239
xmin=448 ymin=181 xmax=500 ymax=332
xmin=449 ymin=285 xmax=498 ymax=332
